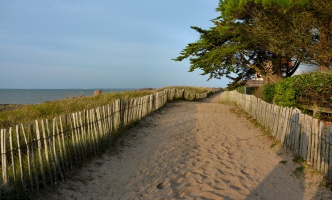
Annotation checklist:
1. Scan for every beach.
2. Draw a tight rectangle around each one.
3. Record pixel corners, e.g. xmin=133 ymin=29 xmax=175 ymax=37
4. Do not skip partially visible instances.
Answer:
xmin=37 ymin=93 xmax=332 ymax=199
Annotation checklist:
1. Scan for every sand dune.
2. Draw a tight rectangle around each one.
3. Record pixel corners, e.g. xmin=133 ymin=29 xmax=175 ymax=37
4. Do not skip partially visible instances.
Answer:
xmin=38 ymin=94 xmax=332 ymax=200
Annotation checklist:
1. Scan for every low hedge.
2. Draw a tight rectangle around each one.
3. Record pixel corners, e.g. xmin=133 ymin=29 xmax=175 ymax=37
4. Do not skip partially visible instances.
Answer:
xmin=262 ymin=83 xmax=276 ymax=103
xmin=273 ymin=71 xmax=332 ymax=108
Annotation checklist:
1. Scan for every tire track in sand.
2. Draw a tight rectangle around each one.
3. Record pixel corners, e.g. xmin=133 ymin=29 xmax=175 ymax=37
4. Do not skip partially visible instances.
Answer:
xmin=39 ymin=94 xmax=332 ymax=200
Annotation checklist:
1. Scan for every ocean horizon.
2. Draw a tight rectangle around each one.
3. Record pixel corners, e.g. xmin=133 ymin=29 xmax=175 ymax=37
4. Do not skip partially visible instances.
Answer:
xmin=0 ymin=88 xmax=138 ymax=104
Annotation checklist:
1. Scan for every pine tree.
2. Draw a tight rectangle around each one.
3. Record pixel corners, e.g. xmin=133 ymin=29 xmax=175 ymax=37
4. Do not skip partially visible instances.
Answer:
xmin=174 ymin=0 xmax=331 ymax=87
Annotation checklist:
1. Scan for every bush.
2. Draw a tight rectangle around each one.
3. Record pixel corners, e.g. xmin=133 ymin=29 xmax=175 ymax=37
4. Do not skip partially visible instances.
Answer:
xmin=274 ymin=77 xmax=298 ymax=107
xmin=236 ymin=87 xmax=245 ymax=94
xmin=262 ymin=83 xmax=276 ymax=103
xmin=274 ymin=71 xmax=332 ymax=108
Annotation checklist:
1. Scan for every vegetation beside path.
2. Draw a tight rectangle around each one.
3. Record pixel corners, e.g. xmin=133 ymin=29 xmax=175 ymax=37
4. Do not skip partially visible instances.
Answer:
xmin=0 ymin=86 xmax=219 ymax=130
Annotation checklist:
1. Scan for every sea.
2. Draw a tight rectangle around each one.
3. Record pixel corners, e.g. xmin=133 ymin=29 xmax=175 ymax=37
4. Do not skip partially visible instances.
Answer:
xmin=0 ymin=88 xmax=137 ymax=105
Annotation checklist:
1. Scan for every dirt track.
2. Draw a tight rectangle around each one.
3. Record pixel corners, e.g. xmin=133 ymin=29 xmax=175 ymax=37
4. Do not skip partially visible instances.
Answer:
xmin=38 ymin=94 xmax=332 ymax=200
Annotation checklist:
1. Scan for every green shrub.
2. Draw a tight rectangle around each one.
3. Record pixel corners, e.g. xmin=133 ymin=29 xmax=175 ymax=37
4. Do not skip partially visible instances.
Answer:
xmin=262 ymin=83 xmax=276 ymax=103
xmin=274 ymin=77 xmax=298 ymax=107
xmin=293 ymin=71 xmax=332 ymax=108
xmin=236 ymin=87 xmax=245 ymax=94
xmin=274 ymin=71 xmax=332 ymax=108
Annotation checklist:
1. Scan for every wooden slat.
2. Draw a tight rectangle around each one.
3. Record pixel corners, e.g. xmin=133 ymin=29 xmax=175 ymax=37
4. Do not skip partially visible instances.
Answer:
xmin=59 ymin=116 xmax=68 ymax=172
xmin=306 ymin=116 xmax=313 ymax=165
xmin=284 ymin=108 xmax=292 ymax=146
xmin=22 ymin=125 xmax=33 ymax=188
xmin=35 ymin=120 xmax=46 ymax=186
xmin=55 ymin=117 xmax=65 ymax=173
xmin=69 ymin=114 xmax=78 ymax=165
xmin=316 ymin=122 xmax=323 ymax=172
xmin=92 ymin=109 xmax=100 ymax=154
xmin=1 ymin=129 xmax=8 ymax=185
xmin=74 ymin=112 xmax=83 ymax=161
xmin=16 ymin=125 xmax=25 ymax=189
xmin=324 ymin=125 xmax=330 ymax=176
xmin=299 ymin=114 xmax=308 ymax=159
xmin=46 ymin=119 xmax=57 ymax=183
xmin=272 ymin=105 xmax=280 ymax=137
xmin=320 ymin=123 xmax=328 ymax=175
xmin=41 ymin=120 xmax=52 ymax=184
xmin=292 ymin=109 xmax=301 ymax=153
xmin=9 ymin=127 xmax=17 ymax=183
xmin=79 ymin=111 xmax=87 ymax=156
xmin=64 ymin=115 xmax=72 ymax=170
xmin=29 ymin=124 xmax=39 ymax=191
xmin=279 ymin=107 xmax=287 ymax=143
xmin=312 ymin=119 xmax=319 ymax=170
xmin=328 ymin=125 xmax=332 ymax=179
xmin=52 ymin=118 xmax=64 ymax=181
xmin=88 ymin=109 xmax=96 ymax=154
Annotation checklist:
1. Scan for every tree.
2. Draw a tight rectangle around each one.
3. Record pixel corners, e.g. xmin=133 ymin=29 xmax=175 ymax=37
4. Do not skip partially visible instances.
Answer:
xmin=247 ymin=0 xmax=332 ymax=71
xmin=174 ymin=0 xmax=331 ymax=87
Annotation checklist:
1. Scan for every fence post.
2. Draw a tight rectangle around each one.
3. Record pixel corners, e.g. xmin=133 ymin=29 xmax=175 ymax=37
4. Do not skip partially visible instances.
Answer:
xmin=21 ymin=124 xmax=34 ymax=188
xmin=9 ymin=127 xmax=17 ymax=185
xmin=16 ymin=125 xmax=25 ymax=189
xmin=324 ymin=125 xmax=331 ymax=176
xmin=52 ymin=119 xmax=64 ymax=182
xmin=41 ymin=120 xmax=53 ymax=184
xmin=328 ymin=125 xmax=332 ymax=179
xmin=35 ymin=121 xmax=46 ymax=187
xmin=1 ymin=129 xmax=8 ymax=186
xmin=59 ymin=116 xmax=68 ymax=173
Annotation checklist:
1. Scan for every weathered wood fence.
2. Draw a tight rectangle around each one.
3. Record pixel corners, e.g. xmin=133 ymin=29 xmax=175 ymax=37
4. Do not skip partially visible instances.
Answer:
xmin=0 ymin=88 xmax=219 ymax=195
xmin=220 ymin=91 xmax=332 ymax=179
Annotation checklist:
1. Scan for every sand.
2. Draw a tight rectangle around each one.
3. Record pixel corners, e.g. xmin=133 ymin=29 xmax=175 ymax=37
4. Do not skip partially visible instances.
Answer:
xmin=38 ymin=93 xmax=332 ymax=200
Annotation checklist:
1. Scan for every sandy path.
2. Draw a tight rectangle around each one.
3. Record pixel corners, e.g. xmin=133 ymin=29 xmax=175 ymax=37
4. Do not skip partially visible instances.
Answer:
xmin=39 ymin=94 xmax=332 ymax=200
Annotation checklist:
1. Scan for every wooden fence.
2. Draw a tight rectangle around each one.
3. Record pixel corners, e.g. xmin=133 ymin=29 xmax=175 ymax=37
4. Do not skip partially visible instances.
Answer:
xmin=220 ymin=91 xmax=332 ymax=179
xmin=0 ymin=88 xmax=219 ymax=195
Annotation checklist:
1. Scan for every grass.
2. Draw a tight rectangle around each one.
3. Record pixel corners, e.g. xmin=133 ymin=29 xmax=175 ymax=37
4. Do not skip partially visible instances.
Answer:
xmin=293 ymin=155 xmax=304 ymax=164
xmin=0 ymin=86 xmax=219 ymax=130
xmin=270 ymin=141 xmax=279 ymax=148
xmin=279 ymin=160 xmax=288 ymax=165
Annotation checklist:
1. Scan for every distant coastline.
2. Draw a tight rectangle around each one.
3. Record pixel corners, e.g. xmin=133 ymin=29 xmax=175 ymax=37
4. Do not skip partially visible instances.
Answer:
xmin=0 ymin=88 xmax=137 ymax=105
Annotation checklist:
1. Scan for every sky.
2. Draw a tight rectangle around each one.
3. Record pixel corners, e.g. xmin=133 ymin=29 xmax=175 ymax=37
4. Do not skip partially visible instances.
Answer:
xmin=0 ymin=0 xmax=230 ymax=89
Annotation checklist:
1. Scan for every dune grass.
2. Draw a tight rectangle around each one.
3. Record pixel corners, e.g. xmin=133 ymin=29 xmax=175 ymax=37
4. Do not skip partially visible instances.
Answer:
xmin=0 ymin=86 xmax=218 ymax=129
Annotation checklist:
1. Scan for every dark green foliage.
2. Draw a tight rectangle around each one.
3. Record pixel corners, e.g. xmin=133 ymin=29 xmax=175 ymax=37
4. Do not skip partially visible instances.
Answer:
xmin=174 ymin=0 xmax=312 ymax=87
xmin=220 ymin=0 xmax=309 ymax=18
xmin=175 ymin=0 xmax=331 ymax=87
xmin=246 ymin=87 xmax=258 ymax=95
xmin=262 ymin=83 xmax=276 ymax=103
xmin=274 ymin=71 xmax=332 ymax=108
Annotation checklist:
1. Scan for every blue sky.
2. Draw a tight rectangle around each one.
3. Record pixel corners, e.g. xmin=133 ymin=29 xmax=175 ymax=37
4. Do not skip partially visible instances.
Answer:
xmin=0 ymin=0 xmax=229 ymax=89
